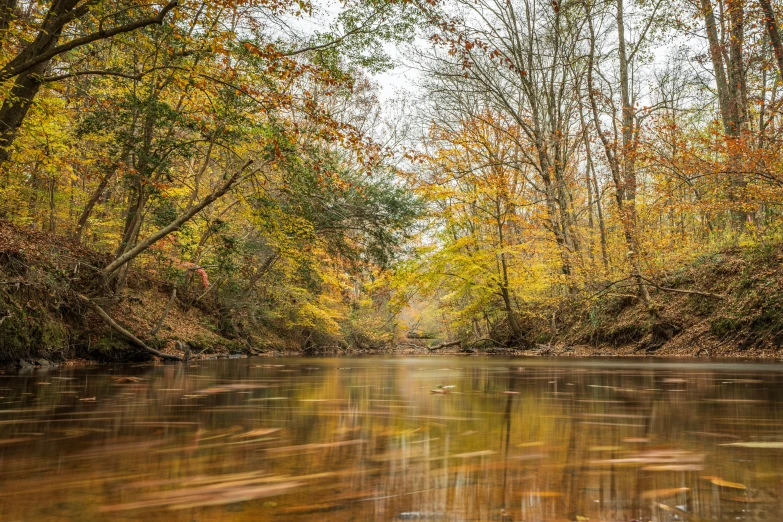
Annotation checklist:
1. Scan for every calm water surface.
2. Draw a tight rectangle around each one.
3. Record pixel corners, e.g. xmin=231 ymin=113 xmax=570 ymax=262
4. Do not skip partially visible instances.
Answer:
xmin=2 ymin=357 xmax=783 ymax=521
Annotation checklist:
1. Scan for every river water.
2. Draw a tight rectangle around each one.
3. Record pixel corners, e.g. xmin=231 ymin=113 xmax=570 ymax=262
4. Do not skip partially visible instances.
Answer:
xmin=1 ymin=357 xmax=783 ymax=521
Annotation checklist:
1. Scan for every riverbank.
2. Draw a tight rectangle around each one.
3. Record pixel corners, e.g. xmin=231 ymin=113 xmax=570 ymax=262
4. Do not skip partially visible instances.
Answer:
xmin=489 ymin=241 xmax=783 ymax=358
xmin=400 ymin=241 xmax=783 ymax=359
xmin=2 ymin=217 xmax=783 ymax=366
xmin=0 ymin=220 xmax=301 ymax=367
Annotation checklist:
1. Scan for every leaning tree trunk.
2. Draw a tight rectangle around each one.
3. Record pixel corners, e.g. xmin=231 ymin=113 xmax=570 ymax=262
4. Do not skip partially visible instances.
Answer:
xmin=101 ymin=160 xmax=254 ymax=281
xmin=74 ymin=169 xmax=117 ymax=242
xmin=761 ymin=0 xmax=783 ymax=81
xmin=0 ymin=65 xmax=51 ymax=167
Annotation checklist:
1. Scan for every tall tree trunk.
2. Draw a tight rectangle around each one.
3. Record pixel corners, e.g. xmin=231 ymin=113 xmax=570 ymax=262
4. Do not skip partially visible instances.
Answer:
xmin=0 ymin=0 xmax=17 ymax=37
xmin=1 ymin=0 xmax=83 ymax=166
xmin=590 ymin=166 xmax=610 ymax=274
xmin=74 ymin=169 xmax=116 ymax=242
xmin=726 ymin=0 xmax=747 ymax=136
xmin=0 ymin=66 xmax=49 ymax=166
xmin=702 ymin=0 xmax=750 ymax=228
xmin=616 ymin=0 xmax=654 ymax=311
xmin=701 ymin=0 xmax=732 ymax=134
xmin=578 ymin=101 xmax=609 ymax=274
xmin=495 ymin=201 xmax=522 ymax=340
xmin=761 ymin=0 xmax=783 ymax=81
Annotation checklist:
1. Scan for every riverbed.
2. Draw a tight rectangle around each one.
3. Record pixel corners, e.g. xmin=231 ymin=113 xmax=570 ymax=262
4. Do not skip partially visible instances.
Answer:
xmin=1 ymin=357 xmax=783 ymax=521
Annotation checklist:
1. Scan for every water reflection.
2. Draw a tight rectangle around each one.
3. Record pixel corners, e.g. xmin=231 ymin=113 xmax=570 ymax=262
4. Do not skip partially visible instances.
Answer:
xmin=1 ymin=358 xmax=783 ymax=521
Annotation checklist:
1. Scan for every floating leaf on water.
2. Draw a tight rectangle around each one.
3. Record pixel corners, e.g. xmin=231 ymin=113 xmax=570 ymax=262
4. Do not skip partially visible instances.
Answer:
xmin=516 ymin=491 xmax=562 ymax=498
xmin=641 ymin=487 xmax=689 ymax=499
xmin=643 ymin=464 xmax=704 ymax=471
xmin=722 ymin=442 xmax=783 ymax=448
xmin=708 ymin=399 xmax=764 ymax=403
xmin=398 ymin=512 xmax=444 ymax=520
xmin=231 ymin=428 xmax=281 ymax=439
xmin=277 ymin=503 xmax=345 ymax=515
xmin=688 ymin=431 xmax=741 ymax=439
xmin=267 ymin=439 xmax=367 ymax=453
xmin=100 ymin=481 xmax=301 ymax=512
xmin=112 ymin=376 xmax=145 ymax=383
xmin=453 ymin=450 xmax=495 ymax=458
xmin=727 ymin=496 xmax=773 ymax=503
xmin=709 ymin=478 xmax=747 ymax=489
xmin=195 ymin=384 xmax=269 ymax=395
xmin=655 ymin=503 xmax=691 ymax=518
xmin=0 ymin=437 xmax=35 ymax=445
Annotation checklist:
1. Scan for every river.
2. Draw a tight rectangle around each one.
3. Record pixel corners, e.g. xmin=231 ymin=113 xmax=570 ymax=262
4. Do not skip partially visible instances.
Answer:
xmin=1 ymin=357 xmax=783 ymax=521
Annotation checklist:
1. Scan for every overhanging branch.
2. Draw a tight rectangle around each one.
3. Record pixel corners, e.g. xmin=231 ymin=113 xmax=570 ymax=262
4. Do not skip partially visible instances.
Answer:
xmin=0 ymin=1 xmax=178 ymax=82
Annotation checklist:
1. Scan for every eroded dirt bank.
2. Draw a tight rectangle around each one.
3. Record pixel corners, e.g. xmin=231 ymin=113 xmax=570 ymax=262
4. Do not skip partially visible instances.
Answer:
xmin=0 ymin=220 xmax=299 ymax=367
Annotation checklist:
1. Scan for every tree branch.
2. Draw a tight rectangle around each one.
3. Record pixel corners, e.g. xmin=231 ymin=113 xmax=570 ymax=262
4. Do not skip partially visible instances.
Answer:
xmin=0 ymin=1 xmax=178 ymax=82
xmin=639 ymin=276 xmax=725 ymax=299
xmin=761 ymin=0 xmax=783 ymax=82
xmin=149 ymin=288 xmax=176 ymax=337
xmin=77 ymin=294 xmax=182 ymax=361
xmin=428 ymin=340 xmax=462 ymax=351
xmin=39 ymin=67 xmax=164 ymax=82
xmin=101 ymin=159 xmax=254 ymax=279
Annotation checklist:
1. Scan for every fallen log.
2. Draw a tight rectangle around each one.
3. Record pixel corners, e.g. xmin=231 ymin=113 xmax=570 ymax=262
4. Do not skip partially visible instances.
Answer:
xmin=77 ymin=294 xmax=183 ymax=362
xmin=428 ymin=340 xmax=462 ymax=351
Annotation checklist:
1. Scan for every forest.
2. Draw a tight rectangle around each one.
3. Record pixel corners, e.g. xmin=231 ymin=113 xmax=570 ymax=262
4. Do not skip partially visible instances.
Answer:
xmin=2 ymin=0 xmax=783 ymax=363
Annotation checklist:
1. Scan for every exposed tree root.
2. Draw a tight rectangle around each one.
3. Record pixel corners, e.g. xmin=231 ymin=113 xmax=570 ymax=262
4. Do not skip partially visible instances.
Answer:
xmin=636 ymin=318 xmax=682 ymax=353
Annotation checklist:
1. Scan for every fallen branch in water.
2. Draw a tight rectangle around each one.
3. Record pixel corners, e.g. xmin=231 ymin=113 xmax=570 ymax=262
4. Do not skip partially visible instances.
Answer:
xmin=428 ymin=340 xmax=461 ymax=351
xmin=428 ymin=338 xmax=505 ymax=351
xmin=77 ymin=294 xmax=183 ymax=361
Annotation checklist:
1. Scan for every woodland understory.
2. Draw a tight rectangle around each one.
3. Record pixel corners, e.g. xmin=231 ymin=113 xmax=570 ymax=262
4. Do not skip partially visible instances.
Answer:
xmin=3 ymin=0 xmax=783 ymax=364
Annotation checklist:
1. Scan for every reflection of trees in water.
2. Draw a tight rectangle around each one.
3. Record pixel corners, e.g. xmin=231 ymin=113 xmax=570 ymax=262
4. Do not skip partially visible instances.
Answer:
xmin=0 ymin=361 xmax=781 ymax=521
